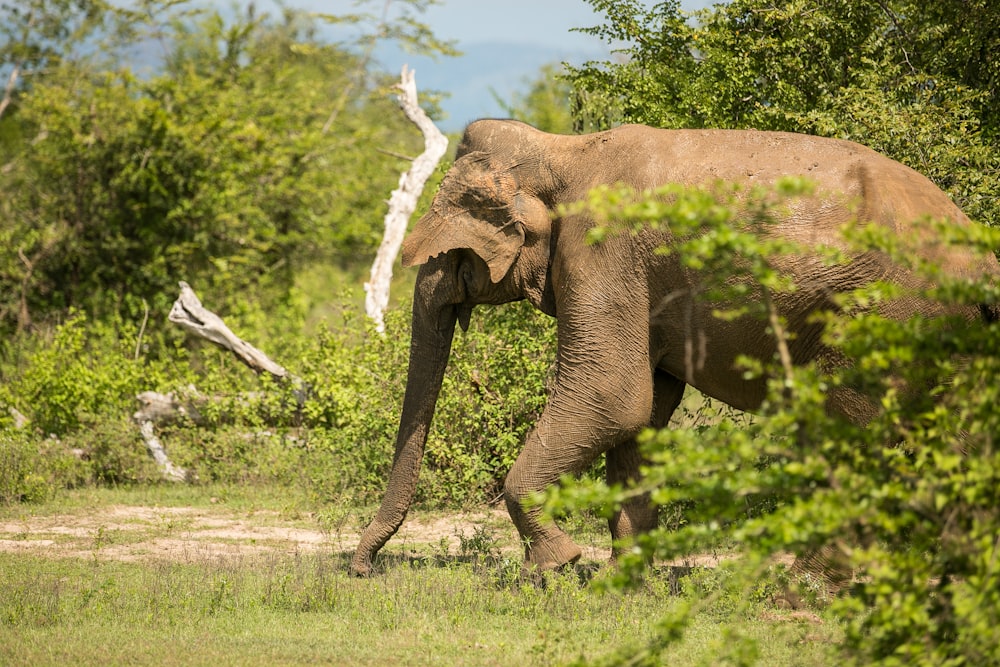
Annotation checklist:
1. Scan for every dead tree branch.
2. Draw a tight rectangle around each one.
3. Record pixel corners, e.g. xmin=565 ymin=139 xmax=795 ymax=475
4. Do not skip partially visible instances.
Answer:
xmin=364 ymin=65 xmax=448 ymax=333
xmin=133 ymin=389 xmax=203 ymax=426
xmin=138 ymin=421 xmax=187 ymax=482
xmin=137 ymin=281 xmax=309 ymax=482
xmin=132 ymin=388 xmax=201 ymax=481
xmin=168 ymin=281 xmax=291 ymax=380
xmin=0 ymin=61 xmax=22 ymax=121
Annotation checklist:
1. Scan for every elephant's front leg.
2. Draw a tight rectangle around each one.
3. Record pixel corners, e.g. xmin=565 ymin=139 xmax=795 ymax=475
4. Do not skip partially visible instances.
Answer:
xmin=503 ymin=316 xmax=655 ymax=571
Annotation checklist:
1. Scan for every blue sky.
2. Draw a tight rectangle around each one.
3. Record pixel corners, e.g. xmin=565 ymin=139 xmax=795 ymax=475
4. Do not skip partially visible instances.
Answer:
xmin=291 ymin=0 xmax=714 ymax=49
xmin=373 ymin=0 xmax=713 ymax=49
xmin=261 ymin=0 xmax=716 ymax=129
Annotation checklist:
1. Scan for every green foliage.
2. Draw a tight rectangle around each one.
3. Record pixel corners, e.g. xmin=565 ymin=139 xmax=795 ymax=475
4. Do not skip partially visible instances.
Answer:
xmin=2 ymin=312 xmax=172 ymax=436
xmin=288 ymin=299 xmax=555 ymax=507
xmin=424 ymin=301 xmax=556 ymax=505
xmin=0 ymin=2 xmax=434 ymax=330
xmin=0 ymin=293 xmax=553 ymax=508
xmin=69 ymin=416 xmax=167 ymax=487
xmin=0 ymin=0 xmax=123 ymax=90
xmin=547 ymin=183 xmax=1000 ymax=665
xmin=497 ymin=63 xmax=577 ymax=134
xmin=0 ymin=432 xmax=63 ymax=504
xmin=560 ymin=6 xmax=1000 ymax=657
xmin=0 ymin=311 xmax=183 ymax=495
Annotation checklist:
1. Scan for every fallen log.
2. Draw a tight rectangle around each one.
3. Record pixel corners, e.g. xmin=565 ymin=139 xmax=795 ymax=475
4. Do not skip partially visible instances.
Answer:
xmin=133 ymin=389 xmax=194 ymax=482
xmin=8 ymin=406 xmax=29 ymax=429
xmin=137 ymin=282 xmax=305 ymax=481
xmin=138 ymin=421 xmax=187 ymax=482
xmin=133 ymin=389 xmax=204 ymax=426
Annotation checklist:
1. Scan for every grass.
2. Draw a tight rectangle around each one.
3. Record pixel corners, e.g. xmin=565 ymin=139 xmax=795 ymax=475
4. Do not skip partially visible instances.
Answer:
xmin=0 ymin=486 xmax=841 ymax=666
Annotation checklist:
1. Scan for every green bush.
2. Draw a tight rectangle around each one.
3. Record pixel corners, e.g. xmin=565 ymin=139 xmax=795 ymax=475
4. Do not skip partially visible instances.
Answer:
xmin=0 ymin=432 xmax=51 ymax=504
xmin=2 ymin=312 xmax=173 ymax=437
xmin=0 ymin=4 xmax=439 ymax=332
xmin=0 ymin=430 xmax=86 ymax=504
xmin=65 ymin=416 xmax=165 ymax=487
xmin=0 ymin=292 xmax=555 ymax=507
xmin=423 ymin=301 xmax=556 ymax=505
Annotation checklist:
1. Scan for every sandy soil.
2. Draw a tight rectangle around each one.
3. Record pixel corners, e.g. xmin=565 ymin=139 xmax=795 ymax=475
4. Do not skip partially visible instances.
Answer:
xmin=0 ymin=503 xmax=744 ymax=571
xmin=0 ymin=504 xmax=548 ymax=564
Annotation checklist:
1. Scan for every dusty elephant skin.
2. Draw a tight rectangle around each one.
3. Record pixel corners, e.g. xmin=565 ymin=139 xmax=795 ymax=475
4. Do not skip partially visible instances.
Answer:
xmin=350 ymin=120 xmax=1000 ymax=577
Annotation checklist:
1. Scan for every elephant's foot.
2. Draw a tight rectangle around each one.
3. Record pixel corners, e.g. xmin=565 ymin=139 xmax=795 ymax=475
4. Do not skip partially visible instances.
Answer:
xmin=504 ymin=468 xmax=582 ymax=573
xmin=608 ymin=500 xmax=657 ymax=560
xmin=784 ymin=544 xmax=854 ymax=603
xmin=523 ymin=532 xmax=583 ymax=572
xmin=351 ymin=513 xmax=406 ymax=577
xmin=350 ymin=552 xmax=374 ymax=577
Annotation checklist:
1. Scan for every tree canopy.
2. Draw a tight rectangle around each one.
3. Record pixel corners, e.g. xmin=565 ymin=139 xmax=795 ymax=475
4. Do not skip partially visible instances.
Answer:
xmin=0 ymin=0 xmax=451 ymax=332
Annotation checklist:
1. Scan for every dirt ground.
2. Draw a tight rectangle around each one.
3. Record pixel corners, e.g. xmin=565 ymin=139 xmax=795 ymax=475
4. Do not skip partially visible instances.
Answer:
xmin=0 ymin=503 xmax=751 ymax=573
xmin=0 ymin=503 xmax=825 ymax=627
xmin=0 ymin=502 xmax=824 ymax=619
xmin=0 ymin=504 xmax=523 ymax=564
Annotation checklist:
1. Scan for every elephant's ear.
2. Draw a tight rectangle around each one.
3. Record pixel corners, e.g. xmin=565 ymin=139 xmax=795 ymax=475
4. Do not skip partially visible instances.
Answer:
xmin=402 ymin=213 xmax=525 ymax=284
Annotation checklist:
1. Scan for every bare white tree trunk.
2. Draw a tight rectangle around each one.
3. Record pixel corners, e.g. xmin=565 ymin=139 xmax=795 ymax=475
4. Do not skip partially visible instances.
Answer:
xmin=365 ymin=65 xmax=448 ymax=333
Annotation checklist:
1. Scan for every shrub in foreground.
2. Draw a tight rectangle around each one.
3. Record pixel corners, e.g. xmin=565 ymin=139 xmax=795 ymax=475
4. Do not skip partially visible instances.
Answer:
xmin=549 ymin=183 xmax=1000 ymax=665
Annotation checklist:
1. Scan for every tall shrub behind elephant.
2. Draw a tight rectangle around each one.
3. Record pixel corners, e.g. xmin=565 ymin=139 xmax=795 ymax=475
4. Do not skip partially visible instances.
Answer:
xmin=350 ymin=119 xmax=1000 ymax=576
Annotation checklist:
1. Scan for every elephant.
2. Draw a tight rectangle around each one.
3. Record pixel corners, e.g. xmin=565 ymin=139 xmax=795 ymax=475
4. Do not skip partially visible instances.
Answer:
xmin=350 ymin=119 xmax=1000 ymax=577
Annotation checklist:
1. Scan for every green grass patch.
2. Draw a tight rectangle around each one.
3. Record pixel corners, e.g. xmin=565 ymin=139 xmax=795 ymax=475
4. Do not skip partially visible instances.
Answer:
xmin=0 ymin=550 xmax=839 ymax=667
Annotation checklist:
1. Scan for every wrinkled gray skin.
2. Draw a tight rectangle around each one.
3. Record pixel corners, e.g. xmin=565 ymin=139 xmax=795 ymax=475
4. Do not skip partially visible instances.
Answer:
xmin=350 ymin=120 xmax=999 ymax=576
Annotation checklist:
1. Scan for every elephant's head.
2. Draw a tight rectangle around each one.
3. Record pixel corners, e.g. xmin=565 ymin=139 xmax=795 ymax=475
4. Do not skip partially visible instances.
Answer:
xmin=350 ymin=120 xmax=559 ymax=576
xmin=403 ymin=120 xmax=559 ymax=310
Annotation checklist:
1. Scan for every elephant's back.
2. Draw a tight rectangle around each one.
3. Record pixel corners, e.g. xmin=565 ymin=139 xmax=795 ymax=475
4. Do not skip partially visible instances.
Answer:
xmin=593 ymin=125 xmax=996 ymax=279
xmin=607 ymin=126 xmax=913 ymax=194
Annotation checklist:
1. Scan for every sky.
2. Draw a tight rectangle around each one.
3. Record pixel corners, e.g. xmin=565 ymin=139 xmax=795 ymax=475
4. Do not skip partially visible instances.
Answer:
xmin=261 ymin=0 xmax=716 ymax=129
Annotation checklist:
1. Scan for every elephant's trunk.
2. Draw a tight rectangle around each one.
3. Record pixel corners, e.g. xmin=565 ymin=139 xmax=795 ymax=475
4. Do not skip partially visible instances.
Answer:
xmin=351 ymin=266 xmax=458 ymax=576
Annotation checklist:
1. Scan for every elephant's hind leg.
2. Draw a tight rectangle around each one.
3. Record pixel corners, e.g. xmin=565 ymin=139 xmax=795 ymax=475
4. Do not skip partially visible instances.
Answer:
xmin=607 ymin=372 xmax=686 ymax=558
xmin=504 ymin=352 xmax=655 ymax=571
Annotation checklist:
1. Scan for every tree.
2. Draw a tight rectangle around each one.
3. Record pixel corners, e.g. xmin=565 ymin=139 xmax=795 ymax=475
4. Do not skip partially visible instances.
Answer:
xmin=495 ymin=63 xmax=576 ymax=135
xmin=1 ymin=0 xmax=106 ymax=121
xmin=0 ymin=2 xmax=453 ymax=333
